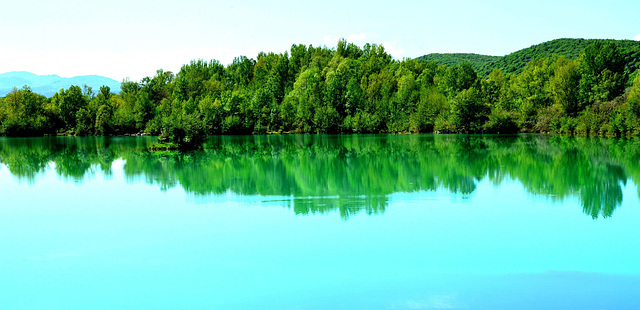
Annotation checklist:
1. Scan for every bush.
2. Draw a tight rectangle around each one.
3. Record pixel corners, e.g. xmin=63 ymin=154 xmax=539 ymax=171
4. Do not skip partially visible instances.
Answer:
xmin=483 ymin=109 xmax=518 ymax=133
xmin=534 ymin=104 xmax=563 ymax=133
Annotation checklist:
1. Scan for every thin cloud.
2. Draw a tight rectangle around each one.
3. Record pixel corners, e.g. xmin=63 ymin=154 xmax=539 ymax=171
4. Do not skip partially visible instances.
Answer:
xmin=324 ymin=33 xmax=369 ymax=45
xmin=634 ymin=33 xmax=640 ymax=41
xmin=323 ymin=35 xmax=337 ymax=45
xmin=347 ymin=33 xmax=367 ymax=42
xmin=383 ymin=40 xmax=406 ymax=60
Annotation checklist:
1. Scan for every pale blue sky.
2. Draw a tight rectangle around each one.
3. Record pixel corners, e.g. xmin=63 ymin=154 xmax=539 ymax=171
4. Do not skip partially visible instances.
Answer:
xmin=1 ymin=0 xmax=638 ymax=81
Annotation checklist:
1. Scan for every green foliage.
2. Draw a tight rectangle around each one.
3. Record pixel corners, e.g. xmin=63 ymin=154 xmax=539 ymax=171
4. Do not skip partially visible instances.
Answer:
xmin=173 ymin=60 xmax=223 ymax=102
xmin=438 ymin=62 xmax=478 ymax=98
xmin=578 ymin=41 xmax=627 ymax=106
xmin=410 ymin=86 xmax=446 ymax=133
xmin=2 ymin=38 xmax=640 ymax=139
xmin=626 ymin=74 xmax=640 ymax=134
xmin=511 ymin=58 xmax=554 ymax=130
xmin=416 ymin=38 xmax=640 ymax=76
xmin=157 ymin=98 xmax=206 ymax=150
xmin=0 ymin=87 xmax=53 ymax=135
xmin=94 ymin=104 xmax=112 ymax=135
xmin=75 ymin=108 xmax=93 ymax=136
xmin=534 ymin=104 xmax=564 ymax=133
xmin=575 ymin=96 xmax=627 ymax=136
xmin=484 ymin=108 xmax=518 ymax=133
xmin=414 ymin=53 xmax=499 ymax=72
xmin=149 ymin=141 xmax=179 ymax=151
xmin=548 ymin=56 xmax=581 ymax=116
xmin=52 ymin=85 xmax=87 ymax=131
xmin=449 ymin=87 xmax=488 ymax=133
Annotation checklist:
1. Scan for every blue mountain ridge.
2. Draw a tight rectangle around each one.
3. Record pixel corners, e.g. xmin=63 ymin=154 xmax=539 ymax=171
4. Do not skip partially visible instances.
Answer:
xmin=0 ymin=71 xmax=121 ymax=98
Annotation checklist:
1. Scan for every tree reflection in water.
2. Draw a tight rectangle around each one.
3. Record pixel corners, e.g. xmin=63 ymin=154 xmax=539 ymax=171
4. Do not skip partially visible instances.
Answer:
xmin=1 ymin=134 xmax=639 ymax=219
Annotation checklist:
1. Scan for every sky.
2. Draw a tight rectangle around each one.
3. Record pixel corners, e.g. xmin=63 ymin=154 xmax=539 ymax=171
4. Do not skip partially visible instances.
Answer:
xmin=1 ymin=0 xmax=638 ymax=82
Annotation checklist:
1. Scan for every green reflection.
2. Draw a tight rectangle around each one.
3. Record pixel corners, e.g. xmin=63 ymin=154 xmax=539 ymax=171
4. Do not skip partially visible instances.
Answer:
xmin=1 ymin=135 xmax=638 ymax=219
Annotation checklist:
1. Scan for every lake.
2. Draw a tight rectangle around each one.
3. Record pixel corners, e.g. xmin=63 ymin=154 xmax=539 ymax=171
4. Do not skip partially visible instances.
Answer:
xmin=1 ymin=134 xmax=639 ymax=309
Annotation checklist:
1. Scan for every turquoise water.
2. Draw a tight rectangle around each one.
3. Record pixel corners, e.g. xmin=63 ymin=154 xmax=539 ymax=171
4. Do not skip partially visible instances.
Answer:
xmin=1 ymin=135 xmax=639 ymax=309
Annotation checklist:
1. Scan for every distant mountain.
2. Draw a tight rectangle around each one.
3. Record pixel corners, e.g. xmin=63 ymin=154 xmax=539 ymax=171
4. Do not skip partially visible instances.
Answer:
xmin=415 ymin=38 xmax=640 ymax=76
xmin=0 ymin=71 xmax=121 ymax=98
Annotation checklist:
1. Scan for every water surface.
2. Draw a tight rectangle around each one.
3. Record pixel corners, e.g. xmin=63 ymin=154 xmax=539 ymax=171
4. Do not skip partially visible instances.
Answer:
xmin=1 ymin=135 xmax=639 ymax=309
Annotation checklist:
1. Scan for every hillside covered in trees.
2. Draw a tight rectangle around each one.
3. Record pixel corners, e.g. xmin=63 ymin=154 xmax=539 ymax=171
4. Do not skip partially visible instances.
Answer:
xmin=416 ymin=38 xmax=640 ymax=76
xmin=1 ymin=38 xmax=640 ymax=146
xmin=413 ymin=53 xmax=500 ymax=72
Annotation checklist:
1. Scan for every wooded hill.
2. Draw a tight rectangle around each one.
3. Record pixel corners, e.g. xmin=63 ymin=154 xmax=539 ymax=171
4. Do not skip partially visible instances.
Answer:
xmin=415 ymin=38 xmax=640 ymax=76
xmin=2 ymin=38 xmax=640 ymax=146
xmin=412 ymin=53 xmax=499 ymax=72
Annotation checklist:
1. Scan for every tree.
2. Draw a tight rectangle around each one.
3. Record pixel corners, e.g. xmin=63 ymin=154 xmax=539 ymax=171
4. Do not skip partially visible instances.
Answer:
xmin=141 ymin=69 xmax=174 ymax=104
xmin=95 ymin=104 xmax=112 ymax=135
xmin=1 ymin=40 xmax=638 ymax=139
xmin=450 ymin=87 xmax=488 ymax=133
xmin=625 ymin=74 xmax=640 ymax=133
xmin=290 ymin=67 xmax=323 ymax=132
xmin=99 ymin=85 xmax=111 ymax=100
xmin=225 ymin=56 xmax=255 ymax=90
xmin=549 ymin=56 xmax=580 ymax=116
xmin=0 ymin=87 xmax=51 ymax=135
xmin=52 ymin=85 xmax=87 ymax=131
xmin=289 ymin=44 xmax=310 ymax=78
xmin=410 ymin=86 xmax=447 ymax=133
xmin=439 ymin=62 xmax=478 ymax=98
xmin=75 ymin=108 xmax=93 ymax=135
xmin=510 ymin=58 xmax=553 ymax=130
xmin=251 ymin=88 xmax=277 ymax=133
xmin=578 ymin=41 xmax=627 ymax=106
xmin=483 ymin=68 xmax=507 ymax=108
xmin=134 ymin=91 xmax=154 ymax=131
xmin=157 ymin=98 xmax=205 ymax=149
xmin=197 ymin=95 xmax=224 ymax=134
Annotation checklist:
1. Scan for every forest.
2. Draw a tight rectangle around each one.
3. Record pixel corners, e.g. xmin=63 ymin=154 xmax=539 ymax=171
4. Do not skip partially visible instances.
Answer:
xmin=1 ymin=39 xmax=640 ymax=147
xmin=416 ymin=38 xmax=640 ymax=75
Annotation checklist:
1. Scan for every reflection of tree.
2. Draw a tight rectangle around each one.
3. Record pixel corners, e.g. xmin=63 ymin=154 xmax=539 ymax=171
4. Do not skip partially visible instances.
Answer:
xmin=0 ymin=138 xmax=53 ymax=183
xmin=0 ymin=135 xmax=637 ymax=219
xmin=291 ymin=195 xmax=388 ymax=220
xmin=0 ymin=136 xmax=155 ymax=182
xmin=499 ymin=136 xmax=628 ymax=218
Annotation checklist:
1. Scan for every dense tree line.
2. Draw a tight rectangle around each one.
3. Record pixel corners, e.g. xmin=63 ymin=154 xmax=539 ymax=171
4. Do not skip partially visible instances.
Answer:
xmin=1 ymin=39 xmax=640 ymax=144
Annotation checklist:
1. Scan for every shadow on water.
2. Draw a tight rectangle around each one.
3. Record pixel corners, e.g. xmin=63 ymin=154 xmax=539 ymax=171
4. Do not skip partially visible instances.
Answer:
xmin=1 ymin=134 xmax=639 ymax=219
